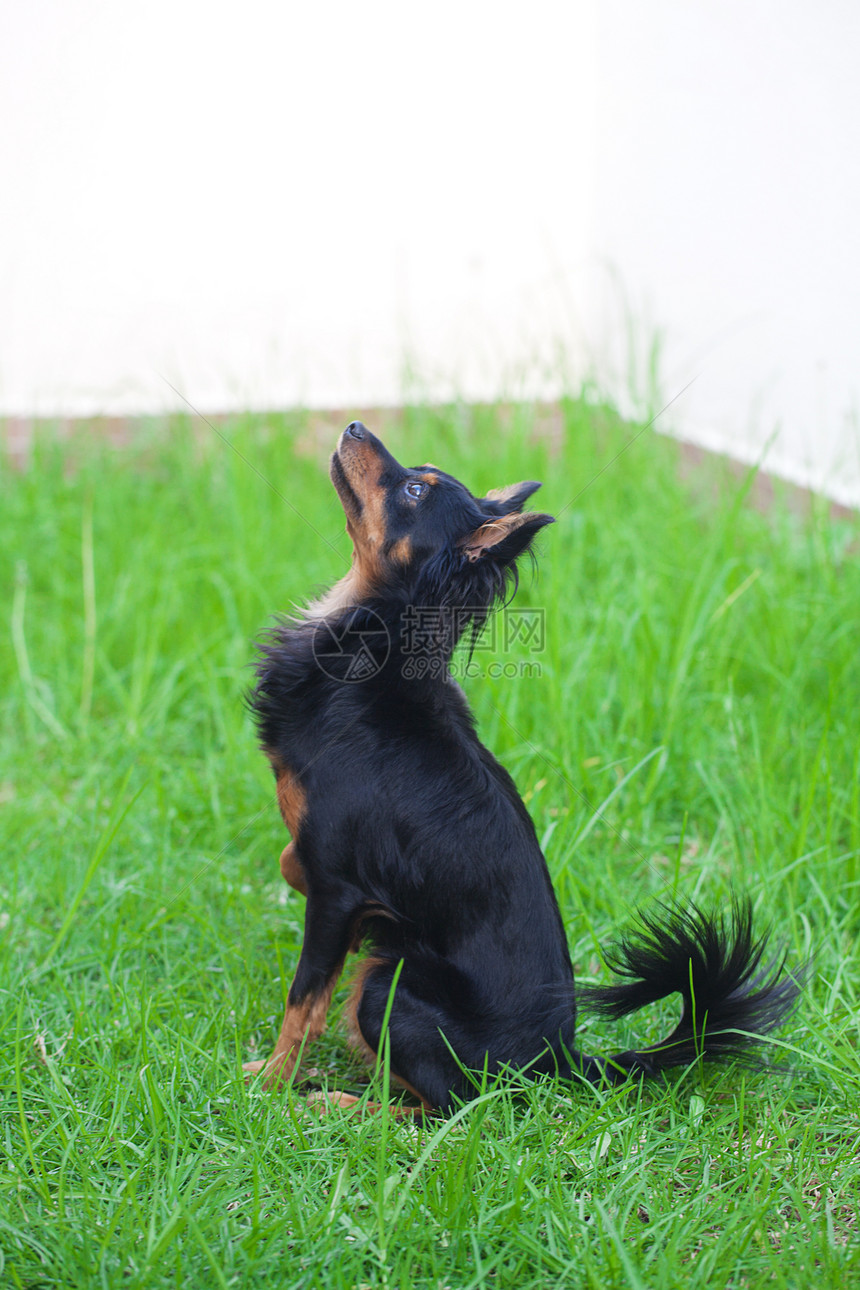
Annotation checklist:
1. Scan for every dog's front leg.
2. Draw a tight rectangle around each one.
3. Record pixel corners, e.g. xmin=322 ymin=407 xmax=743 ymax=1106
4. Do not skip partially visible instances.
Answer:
xmin=244 ymin=884 xmax=361 ymax=1090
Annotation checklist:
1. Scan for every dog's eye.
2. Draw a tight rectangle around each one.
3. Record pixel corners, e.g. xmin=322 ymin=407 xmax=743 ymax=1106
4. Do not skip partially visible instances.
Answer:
xmin=404 ymin=481 xmax=426 ymax=500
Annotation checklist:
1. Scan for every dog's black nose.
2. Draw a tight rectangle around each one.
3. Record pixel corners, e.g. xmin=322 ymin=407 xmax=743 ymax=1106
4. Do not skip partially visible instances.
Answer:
xmin=345 ymin=421 xmax=366 ymax=440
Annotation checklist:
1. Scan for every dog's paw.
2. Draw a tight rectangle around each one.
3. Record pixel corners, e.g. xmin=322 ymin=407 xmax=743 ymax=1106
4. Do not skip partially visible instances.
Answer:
xmin=307 ymin=1090 xmax=363 ymax=1115
xmin=306 ymin=1089 xmax=429 ymax=1119
xmin=242 ymin=1056 xmax=320 ymax=1089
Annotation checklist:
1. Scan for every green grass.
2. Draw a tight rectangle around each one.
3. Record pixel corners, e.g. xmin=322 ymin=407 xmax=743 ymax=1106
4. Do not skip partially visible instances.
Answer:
xmin=1 ymin=401 xmax=859 ymax=1288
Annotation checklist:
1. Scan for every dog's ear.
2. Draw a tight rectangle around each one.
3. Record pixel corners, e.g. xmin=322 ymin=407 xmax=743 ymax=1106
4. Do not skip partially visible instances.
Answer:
xmin=477 ymin=481 xmax=542 ymax=515
xmin=459 ymin=511 xmax=555 ymax=565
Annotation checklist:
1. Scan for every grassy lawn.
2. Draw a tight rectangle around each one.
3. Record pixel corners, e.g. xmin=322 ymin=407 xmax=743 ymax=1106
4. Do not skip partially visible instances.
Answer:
xmin=1 ymin=401 xmax=859 ymax=1288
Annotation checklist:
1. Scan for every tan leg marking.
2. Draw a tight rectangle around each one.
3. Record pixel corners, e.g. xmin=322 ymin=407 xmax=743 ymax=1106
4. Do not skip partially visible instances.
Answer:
xmin=275 ymin=768 xmax=307 ymax=836
xmin=344 ymin=956 xmax=387 ymax=1065
xmin=279 ymin=841 xmax=307 ymax=896
xmin=243 ymin=967 xmax=343 ymax=1090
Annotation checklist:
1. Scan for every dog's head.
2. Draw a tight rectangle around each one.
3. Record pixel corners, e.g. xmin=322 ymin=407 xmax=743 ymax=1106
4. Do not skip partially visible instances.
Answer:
xmin=328 ymin=422 xmax=553 ymax=628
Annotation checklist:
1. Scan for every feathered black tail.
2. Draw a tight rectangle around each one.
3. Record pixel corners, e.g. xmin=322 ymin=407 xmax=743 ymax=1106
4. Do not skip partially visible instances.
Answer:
xmin=576 ymin=896 xmax=802 ymax=1084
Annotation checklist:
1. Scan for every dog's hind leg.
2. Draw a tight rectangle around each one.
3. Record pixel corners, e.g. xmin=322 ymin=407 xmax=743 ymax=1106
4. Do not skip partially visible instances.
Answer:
xmin=244 ymin=883 xmax=362 ymax=1090
xmin=345 ymin=955 xmax=468 ymax=1114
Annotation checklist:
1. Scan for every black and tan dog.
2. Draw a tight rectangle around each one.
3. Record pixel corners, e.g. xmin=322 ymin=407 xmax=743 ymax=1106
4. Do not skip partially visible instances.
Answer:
xmin=244 ymin=422 xmax=799 ymax=1112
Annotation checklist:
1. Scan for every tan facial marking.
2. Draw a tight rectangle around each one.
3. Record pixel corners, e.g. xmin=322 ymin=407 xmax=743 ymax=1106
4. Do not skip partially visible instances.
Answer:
xmin=359 ymin=474 xmax=387 ymax=548
xmin=388 ymin=535 xmax=412 ymax=563
xmin=337 ymin=465 xmax=388 ymax=594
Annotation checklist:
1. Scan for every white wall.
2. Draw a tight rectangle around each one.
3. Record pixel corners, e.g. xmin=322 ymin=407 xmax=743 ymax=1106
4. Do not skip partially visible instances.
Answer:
xmin=591 ymin=0 xmax=860 ymax=506
xmin=0 ymin=0 xmax=597 ymax=412
xmin=2 ymin=1 xmax=859 ymax=504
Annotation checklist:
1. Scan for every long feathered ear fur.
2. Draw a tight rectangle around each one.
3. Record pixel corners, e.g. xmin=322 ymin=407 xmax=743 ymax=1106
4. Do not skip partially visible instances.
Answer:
xmin=459 ymin=511 xmax=555 ymax=565
xmin=412 ymin=509 xmax=554 ymax=653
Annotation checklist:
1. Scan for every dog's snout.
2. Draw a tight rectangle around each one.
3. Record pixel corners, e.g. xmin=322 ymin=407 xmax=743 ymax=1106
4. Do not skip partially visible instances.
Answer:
xmin=345 ymin=421 xmax=366 ymax=441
